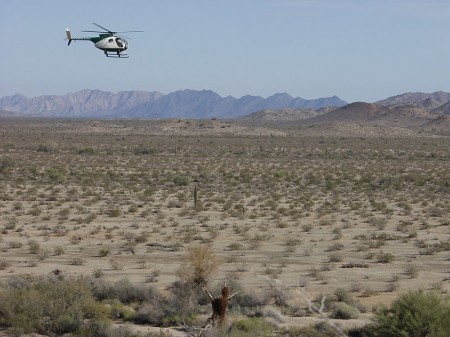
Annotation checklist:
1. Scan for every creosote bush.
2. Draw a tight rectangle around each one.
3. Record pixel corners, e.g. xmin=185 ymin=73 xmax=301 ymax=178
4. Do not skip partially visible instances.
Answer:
xmin=0 ymin=275 xmax=109 ymax=336
xmin=365 ymin=290 xmax=450 ymax=337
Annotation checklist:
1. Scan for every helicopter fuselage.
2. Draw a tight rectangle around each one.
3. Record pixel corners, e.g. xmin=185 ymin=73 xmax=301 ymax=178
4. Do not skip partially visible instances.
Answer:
xmin=91 ymin=34 xmax=128 ymax=53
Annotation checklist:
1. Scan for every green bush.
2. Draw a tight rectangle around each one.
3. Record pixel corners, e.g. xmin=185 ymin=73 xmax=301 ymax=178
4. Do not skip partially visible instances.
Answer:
xmin=172 ymin=175 xmax=189 ymax=186
xmin=366 ymin=290 xmax=450 ymax=337
xmin=330 ymin=302 xmax=360 ymax=319
xmin=221 ymin=317 xmax=274 ymax=337
xmin=0 ymin=275 xmax=110 ymax=336
xmin=88 ymin=278 xmax=160 ymax=304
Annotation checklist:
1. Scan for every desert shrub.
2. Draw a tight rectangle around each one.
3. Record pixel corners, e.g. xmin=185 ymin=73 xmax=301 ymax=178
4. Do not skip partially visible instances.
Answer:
xmin=330 ymin=302 xmax=360 ymax=319
xmin=366 ymin=290 xmax=450 ymax=337
xmin=36 ymin=143 xmax=54 ymax=152
xmin=0 ymin=156 xmax=16 ymax=176
xmin=79 ymin=319 xmax=111 ymax=337
xmin=177 ymin=244 xmax=219 ymax=286
xmin=85 ymin=279 xmax=189 ymax=327
xmin=28 ymin=239 xmax=40 ymax=254
xmin=280 ymin=322 xmax=343 ymax=337
xmin=0 ymin=259 xmax=10 ymax=270
xmin=107 ymin=299 xmax=136 ymax=320
xmin=302 ymin=224 xmax=313 ymax=232
xmin=76 ymin=147 xmax=96 ymax=155
xmin=132 ymin=304 xmax=158 ymax=325
xmin=8 ymin=241 xmax=22 ymax=249
xmin=172 ymin=175 xmax=189 ymax=186
xmin=98 ymin=248 xmax=110 ymax=257
xmin=88 ymin=278 xmax=160 ymax=304
xmin=70 ymin=257 xmax=84 ymax=265
xmin=168 ymin=279 xmax=201 ymax=309
xmin=93 ymin=269 xmax=104 ymax=278
xmin=327 ymin=242 xmax=344 ymax=251
xmin=377 ymin=252 xmax=395 ymax=263
xmin=232 ymin=290 xmax=270 ymax=316
xmin=107 ymin=206 xmax=122 ymax=217
xmin=221 ymin=317 xmax=274 ymax=337
xmin=0 ymin=275 xmax=110 ymax=336
xmin=328 ymin=252 xmax=343 ymax=262
xmin=4 ymin=217 xmax=17 ymax=230
xmin=403 ymin=263 xmax=419 ymax=278
xmin=132 ymin=300 xmax=183 ymax=327
xmin=333 ymin=288 xmax=355 ymax=305
xmin=266 ymin=284 xmax=290 ymax=307
xmin=46 ymin=165 xmax=66 ymax=182
xmin=54 ymin=246 xmax=65 ymax=255
xmin=319 ymin=288 xmax=365 ymax=318
xmin=259 ymin=305 xmax=285 ymax=323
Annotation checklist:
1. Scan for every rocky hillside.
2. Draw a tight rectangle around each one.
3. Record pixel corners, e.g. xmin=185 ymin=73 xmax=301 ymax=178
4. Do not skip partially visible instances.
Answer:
xmin=431 ymin=101 xmax=450 ymax=115
xmin=301 ymin=102 xmax=440 ymax=127
xmin=241 ymin=100 xmax=450 ymax=137
xmin=376 ymin=91 xmax=450 ymax=114
xmin=240 ymin=106 xmax=337 ymax=122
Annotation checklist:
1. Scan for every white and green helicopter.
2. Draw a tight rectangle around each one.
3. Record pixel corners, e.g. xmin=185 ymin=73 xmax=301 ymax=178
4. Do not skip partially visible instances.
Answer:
xmin=66 ymin=23 xmax=142 ymax=58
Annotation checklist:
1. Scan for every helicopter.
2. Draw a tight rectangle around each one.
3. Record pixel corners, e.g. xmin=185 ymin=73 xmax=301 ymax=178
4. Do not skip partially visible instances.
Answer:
xmin=65 ymin=23 xmax=142 ymax=58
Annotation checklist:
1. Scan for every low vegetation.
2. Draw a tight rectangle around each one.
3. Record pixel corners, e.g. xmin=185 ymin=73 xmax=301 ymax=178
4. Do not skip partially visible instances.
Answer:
xmin=0 ymin=119 xmax=449 ymax=336
xmin=0 ymin=274 xmax=448 ymax=336
xmin=364 ymin=290 xmax=450 ymax=337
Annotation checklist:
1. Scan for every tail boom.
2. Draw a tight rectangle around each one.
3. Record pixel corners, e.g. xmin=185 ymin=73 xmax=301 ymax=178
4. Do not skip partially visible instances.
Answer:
xmin=65 ymin=28 xmax=92 ymax=45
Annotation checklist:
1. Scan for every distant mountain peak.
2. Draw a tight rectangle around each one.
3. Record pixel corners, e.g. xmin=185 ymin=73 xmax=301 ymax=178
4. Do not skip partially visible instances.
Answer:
xmin=269 ymin=92 xmax=294 ymax=99
xmin=0 ymin=89 xmax=346 ymax=119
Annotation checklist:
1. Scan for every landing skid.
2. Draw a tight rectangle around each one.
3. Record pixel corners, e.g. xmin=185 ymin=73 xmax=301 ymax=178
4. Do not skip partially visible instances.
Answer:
xmin=104 ymin=51 xmax=129 ymax=58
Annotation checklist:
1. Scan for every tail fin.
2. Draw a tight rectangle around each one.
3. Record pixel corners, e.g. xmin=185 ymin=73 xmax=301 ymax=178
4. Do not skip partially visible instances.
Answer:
xmin=66 ymin=28 xmax=72 ymax=46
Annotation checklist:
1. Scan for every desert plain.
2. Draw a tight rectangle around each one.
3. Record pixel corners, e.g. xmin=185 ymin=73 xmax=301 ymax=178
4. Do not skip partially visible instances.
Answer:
xmin=0 ymin=118 xmax=449 ymax=336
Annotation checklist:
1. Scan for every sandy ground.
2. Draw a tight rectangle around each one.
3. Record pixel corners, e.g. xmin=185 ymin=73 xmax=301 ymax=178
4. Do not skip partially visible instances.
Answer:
xmin=0 ymin=119 xmax=449 ymax=336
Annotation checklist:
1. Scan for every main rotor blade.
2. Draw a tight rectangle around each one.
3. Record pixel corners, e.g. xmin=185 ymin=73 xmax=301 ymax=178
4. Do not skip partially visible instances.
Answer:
xmin=116 ymin=30 xmax=144 ymax=33
xmin=92 ymin=23 xmax=113 ymax=33
xmin=82 ymin=30 xmax=107 ymax=33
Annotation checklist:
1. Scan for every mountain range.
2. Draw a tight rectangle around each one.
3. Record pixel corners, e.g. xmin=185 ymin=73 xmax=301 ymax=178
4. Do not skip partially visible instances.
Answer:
xmin=1 ymin=90 xmax=449 ymax=136
xmin=0 ymin=89 xmax=347 ymax=119
xmin=241 ymin=91 xmax=450 ymax=136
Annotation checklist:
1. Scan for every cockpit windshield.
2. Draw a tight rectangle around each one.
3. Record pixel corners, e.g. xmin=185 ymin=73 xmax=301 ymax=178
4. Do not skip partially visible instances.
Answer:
xmin=115 ymin=37 xmax=127 ymax=49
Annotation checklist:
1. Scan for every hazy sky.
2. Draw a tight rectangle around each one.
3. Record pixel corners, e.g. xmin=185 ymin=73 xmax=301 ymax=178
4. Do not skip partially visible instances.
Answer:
xmin=1 ymin=0 xmax=449 ymax=102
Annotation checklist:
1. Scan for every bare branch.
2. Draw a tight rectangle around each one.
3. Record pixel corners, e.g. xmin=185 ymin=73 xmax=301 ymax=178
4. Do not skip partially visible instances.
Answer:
xmin=298 ymin=288 xmax=348 ymax=337
xmin=182 ymin=319 xmax=213 ymax=337
xmin=228 ymin=292 xmax=239 ymax=300
xmin=202 ymin=285 xmax=214 ymax=301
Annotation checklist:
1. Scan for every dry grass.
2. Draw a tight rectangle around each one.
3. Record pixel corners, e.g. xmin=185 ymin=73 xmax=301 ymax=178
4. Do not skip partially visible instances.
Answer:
xmin=0 ymin=118 xmax=449 ymax=335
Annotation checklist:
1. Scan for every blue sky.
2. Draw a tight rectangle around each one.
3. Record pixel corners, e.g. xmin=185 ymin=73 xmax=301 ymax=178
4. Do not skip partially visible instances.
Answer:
xmin=1 ymin=0 xmax=449 ymax=102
